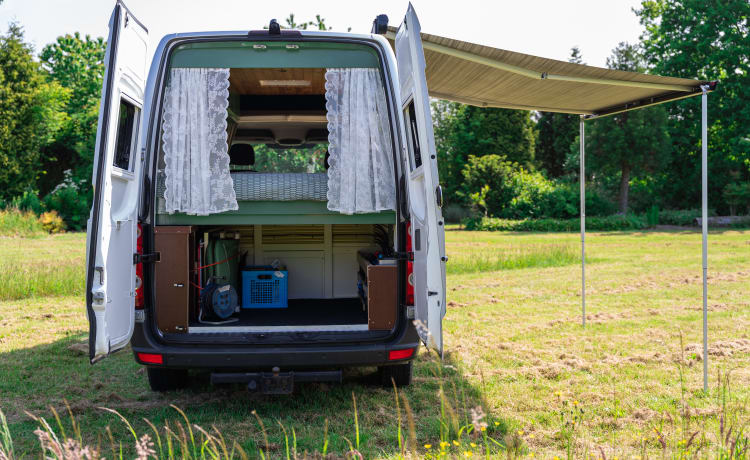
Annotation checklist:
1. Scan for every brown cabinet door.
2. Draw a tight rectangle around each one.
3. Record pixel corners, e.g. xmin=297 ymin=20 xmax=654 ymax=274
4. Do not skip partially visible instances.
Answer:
xmin=154 ymin=226 xmax=192 ymax=333
xmin=367 ymin=265 xmax=398 ymax=330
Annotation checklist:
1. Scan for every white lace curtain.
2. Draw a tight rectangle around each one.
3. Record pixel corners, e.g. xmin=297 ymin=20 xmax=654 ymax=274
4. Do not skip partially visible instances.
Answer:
xmin=325 ymin=68 xmax=396 ymax=215
xmin=162 ymin=68 xmax=238 ymax=215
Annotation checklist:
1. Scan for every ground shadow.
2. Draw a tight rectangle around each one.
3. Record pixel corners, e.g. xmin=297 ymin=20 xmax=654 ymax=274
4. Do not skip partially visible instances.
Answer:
xmin=1 ymin=334 xmax=497 ymax=458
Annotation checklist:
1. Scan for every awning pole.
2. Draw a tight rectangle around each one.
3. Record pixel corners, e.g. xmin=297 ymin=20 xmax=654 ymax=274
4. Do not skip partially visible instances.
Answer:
xmin=580 ymin=116 xmax=586 ymax=328
xmin=701 ymin=85 xmax=709 ymax=392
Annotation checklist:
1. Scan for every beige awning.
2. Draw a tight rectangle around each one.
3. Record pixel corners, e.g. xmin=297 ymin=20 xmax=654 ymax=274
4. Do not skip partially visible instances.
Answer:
xmin=385 ymin=28 xmax=716 ymax=118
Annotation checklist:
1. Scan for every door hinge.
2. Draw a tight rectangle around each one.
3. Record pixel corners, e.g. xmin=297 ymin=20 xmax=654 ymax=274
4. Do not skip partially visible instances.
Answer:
xmin=134 ymin=252 xmax=160 ymax=264
xmin=406 ymin=305 xmax=415 ymax=319
xmin=134 ymin=310 xmax=145 ymax=322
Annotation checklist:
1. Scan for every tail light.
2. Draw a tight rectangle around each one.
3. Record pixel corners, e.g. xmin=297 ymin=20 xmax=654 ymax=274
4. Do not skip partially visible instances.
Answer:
xmin=137 ymin=352 xmax=163 ymax=365
xmin=135 ymin=224 xmax=144 ymax=309
xmin=405 ymin=221 xmax=414 ymax=306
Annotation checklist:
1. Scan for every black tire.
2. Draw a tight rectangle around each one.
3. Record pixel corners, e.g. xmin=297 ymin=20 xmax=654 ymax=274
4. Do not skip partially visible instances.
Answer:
xmin=378 ymin=362 xmax=413 ymax=387
xmin=147 ymin=367 xmax=189 ymax=392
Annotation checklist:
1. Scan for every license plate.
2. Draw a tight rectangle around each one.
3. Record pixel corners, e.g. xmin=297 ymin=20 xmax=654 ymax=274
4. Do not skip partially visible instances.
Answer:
xmin=260 ymin=372 xmax=294 ymax=394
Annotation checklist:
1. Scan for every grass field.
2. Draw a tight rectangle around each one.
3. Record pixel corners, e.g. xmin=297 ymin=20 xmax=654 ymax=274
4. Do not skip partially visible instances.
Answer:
xmin=1 ymin=229 xmax=749 ymax=458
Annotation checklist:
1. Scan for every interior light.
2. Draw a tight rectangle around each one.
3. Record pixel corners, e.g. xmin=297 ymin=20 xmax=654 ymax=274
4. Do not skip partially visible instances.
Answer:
xmin=259 ymin=80 xmax=311 ymax=87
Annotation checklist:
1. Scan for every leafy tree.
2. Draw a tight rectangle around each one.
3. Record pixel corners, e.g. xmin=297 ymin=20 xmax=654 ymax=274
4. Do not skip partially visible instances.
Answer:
xmin=253 ymin=145 xmax=326 ymax=173
xmin=432 ymin=101 xmax=537 ymax=204
xmin=535 ymin=47 xmax=584 ymax=178
xmin=0 ymin=23 xmax=68 ymax=201
xmin=637 ymin=0 xmax=750 ymax=213
xmin=39 ymin=32 xmax=105 ymax=193
xmin=584 ymin=43 xmax=672 ymax=214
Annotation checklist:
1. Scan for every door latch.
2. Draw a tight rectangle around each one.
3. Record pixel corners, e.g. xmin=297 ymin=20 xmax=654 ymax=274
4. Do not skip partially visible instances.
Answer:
xmin=134 ymin=252 xmax=160 ymax=264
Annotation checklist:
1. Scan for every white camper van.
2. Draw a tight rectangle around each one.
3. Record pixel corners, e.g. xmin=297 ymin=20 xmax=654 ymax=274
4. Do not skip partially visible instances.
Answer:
xmin=86 ymin=1 xmax=446 ymax=393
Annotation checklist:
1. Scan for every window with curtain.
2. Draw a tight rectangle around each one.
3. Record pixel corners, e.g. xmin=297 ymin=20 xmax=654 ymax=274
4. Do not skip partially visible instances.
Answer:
xmin=161 ymin=67 xmax=238 ymax=215
xmin=324 ymin=68 xmax=397 ymax=215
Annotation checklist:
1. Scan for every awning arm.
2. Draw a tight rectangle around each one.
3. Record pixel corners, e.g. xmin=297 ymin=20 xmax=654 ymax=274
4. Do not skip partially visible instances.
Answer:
xmin=585 ymin=81 xmax=718 ymax=119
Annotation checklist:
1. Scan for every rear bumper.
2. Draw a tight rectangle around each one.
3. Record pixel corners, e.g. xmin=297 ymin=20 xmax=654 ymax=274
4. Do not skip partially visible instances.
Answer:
xmin=130 ymin=318 xmax=420 ymax=370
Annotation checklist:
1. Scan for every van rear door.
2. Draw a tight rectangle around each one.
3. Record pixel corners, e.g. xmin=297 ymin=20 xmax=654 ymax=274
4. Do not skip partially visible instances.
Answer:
xmin=395 ymin=4 xmax=447 ymax=356
xmin=86 ymin=1 xmax=148 ymax=363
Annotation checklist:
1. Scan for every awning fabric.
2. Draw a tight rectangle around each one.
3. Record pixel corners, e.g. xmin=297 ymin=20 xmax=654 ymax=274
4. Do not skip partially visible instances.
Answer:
xmin=386 ymin=28 xmax=716 ymax=118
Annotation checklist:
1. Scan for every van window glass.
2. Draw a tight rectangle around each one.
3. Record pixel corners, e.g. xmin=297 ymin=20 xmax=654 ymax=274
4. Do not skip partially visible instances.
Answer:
xmin=113 ymin=99 xmax=140 ymax=171
xmin=403 ymin=100 xmax=422 ymax=170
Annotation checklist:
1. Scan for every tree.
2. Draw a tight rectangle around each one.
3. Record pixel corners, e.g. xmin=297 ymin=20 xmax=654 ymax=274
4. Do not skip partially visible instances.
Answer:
xmin=636 ymin=0 xmax=750 ymax=213
xmin=0 ymin=23 xmax=68 ymax=200
xmin=431 ymin=101 xmax=537 ymax=204
xmin=584 ymin=43 xmax=671 ymax=214
xmin=535 ymin=47 xmax=584 ymax=178
xmin=39 ymin=32 xmax=105 ymax=194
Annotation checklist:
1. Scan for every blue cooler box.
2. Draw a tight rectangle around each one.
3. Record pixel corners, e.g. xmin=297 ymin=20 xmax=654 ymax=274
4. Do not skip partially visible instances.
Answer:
xmin=241 ymin=266 xmax=288 ymax=309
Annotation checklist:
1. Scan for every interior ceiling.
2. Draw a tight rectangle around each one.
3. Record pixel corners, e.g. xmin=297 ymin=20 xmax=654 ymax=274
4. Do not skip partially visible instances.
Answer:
xmin=229 ymin=68 xmax=327 ymax=96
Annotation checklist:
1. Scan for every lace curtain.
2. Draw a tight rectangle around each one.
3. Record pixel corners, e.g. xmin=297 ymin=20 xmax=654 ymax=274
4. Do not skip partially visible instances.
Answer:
xmin=325 ymin=68 xmax=396 ymax=215
xmin=162 ymin=68 xmax=238 ymax=215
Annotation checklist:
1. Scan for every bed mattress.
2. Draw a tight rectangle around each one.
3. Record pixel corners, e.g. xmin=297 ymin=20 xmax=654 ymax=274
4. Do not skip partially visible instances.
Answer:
xmin=156 ymin=172 xmax=328 ymax=204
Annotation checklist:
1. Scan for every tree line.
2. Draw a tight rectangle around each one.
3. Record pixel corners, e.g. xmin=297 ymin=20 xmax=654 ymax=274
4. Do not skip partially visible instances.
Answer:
xmin=0 ymin=1 xmax=748 ymax=231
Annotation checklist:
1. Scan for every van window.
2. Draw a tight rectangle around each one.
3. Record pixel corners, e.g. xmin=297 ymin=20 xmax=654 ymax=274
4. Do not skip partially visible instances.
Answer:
xmin=113 ymin=98 xmax=140 ymax=171
xmin=403 ymin=100 xmax=422 ymax=170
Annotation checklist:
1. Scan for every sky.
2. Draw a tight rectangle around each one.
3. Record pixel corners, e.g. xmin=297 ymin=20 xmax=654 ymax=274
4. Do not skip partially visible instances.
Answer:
xmin=0 ymin=0 xmax=646 ymax=68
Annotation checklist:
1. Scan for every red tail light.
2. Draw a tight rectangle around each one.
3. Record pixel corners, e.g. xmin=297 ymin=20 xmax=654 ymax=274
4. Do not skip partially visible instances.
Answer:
xmin=388 ymin=348 xmax=415 ymax=360
xmin=135 ymin=224 xmax=144 ymax=309
xmin=137 ymin=352 xmax=163 ymax=364
xmin=405 ymin=222 xmax=414 ymax=306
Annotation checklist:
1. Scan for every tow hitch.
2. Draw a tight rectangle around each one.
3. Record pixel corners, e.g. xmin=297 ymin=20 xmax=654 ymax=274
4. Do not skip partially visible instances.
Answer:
xmin=210 ymin=367 xmax=342 ymax=394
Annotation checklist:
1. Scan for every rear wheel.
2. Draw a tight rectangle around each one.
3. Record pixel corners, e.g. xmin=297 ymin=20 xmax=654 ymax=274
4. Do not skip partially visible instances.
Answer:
xmin=147 ymin=367 xmax=189 ymax=392
xmin=378 ymin=362 xmax=412 ymax=387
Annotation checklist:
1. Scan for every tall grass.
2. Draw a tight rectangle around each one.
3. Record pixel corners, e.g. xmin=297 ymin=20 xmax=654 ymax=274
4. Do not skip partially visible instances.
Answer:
xmin=0 ymin=234 xmax=85 ymax=300
xmin=447 ymin=243 xmax=579 ymax=275
xmin=0 ymin=209 xmax=45 ymax=238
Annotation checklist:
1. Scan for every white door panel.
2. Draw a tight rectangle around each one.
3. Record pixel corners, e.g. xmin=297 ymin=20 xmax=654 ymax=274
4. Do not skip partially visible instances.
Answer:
xmin=395 ymin=4 xmax=447 ymax=355
xmin=86 ymin=1 xmax=148 ymax=363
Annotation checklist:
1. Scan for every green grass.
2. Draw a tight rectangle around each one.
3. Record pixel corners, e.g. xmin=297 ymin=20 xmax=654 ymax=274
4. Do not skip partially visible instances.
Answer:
xmin=1 ymin=229 xmax=750 ymax=458
xmin=0 ymin=209 xmax=44 ymax=237
xmin=0 ymin=233 xmax=85 ymax=300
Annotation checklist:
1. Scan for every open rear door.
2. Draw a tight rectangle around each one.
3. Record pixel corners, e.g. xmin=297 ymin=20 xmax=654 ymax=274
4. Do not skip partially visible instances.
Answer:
xmin=395 ymin=4 xmax=447 ymax=355
xmin=86 ymin=1 xmax=148 ymax=363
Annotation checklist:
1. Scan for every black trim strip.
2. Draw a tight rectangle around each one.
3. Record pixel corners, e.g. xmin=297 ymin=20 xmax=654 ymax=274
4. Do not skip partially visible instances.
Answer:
xmin=86 ymin=4 xmax=122 ymax=363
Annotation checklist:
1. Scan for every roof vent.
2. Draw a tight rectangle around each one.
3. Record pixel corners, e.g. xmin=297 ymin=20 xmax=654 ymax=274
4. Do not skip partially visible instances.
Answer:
xmin=371 ymin=14 xmax=388 ymax=35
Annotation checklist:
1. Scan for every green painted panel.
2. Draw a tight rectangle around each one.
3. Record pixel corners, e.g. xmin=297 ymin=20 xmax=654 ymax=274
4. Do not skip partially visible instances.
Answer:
xmin=170 ymin=41 xmax=379 ymax=68
xmin=156 ymin=201 xmax=396 ymax=225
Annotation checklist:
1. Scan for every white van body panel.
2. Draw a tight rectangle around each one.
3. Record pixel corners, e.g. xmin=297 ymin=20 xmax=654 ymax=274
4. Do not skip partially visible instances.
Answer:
xmin=394 ymin=5 xmax=447 ymax=355
xmin=86 ymin=2 xmax=148 ymax=363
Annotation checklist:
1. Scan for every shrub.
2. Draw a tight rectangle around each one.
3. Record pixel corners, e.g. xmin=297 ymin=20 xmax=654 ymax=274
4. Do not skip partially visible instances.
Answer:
xmin=43 ymin=169 xmax=90 ymax=231
xmin=443 ymin=203 xmax=474 ymax=223
xmin=0 ymin=208 xmax=45 ymax=237
xmin=658 ymin=209 xmax=715 ymax=226
xmin=10 ymin=188 xmax=45 ymax=215
xmin=463 ymin=214 xmax=648 ymax=232
xmin=39 ymin=210 xmax=66 ymax=233
xmin=461 ymin=155 xmax=616 ymax=219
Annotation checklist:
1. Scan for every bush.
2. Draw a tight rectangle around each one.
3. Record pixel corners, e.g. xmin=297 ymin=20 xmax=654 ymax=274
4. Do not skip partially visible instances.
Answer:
xmin=43 ymin=169 xmax=90 ymax=231
xmin=461 ymin=155 xmax=616 ymax=219
xmin=463 ymin=214 xmax=648 ymax=232
xmin=39 ymin=210 xmax=66 ymax=233
xmin=443 ymin=204 xmax=474 ymax=223
xmin=0 ymin=208 xmax=45 ymax=237
xmin=10 ymin=188 xmax=45 ymax=215
xmin=658 ymin=209 xmax=716 ymax=226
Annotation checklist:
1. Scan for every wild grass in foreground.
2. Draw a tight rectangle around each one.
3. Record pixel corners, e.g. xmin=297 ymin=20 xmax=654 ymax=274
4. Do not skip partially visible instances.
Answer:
xmin=0 ymin=233 xmax=85 ymax=300
xmin=0 ymin=209 xmax=45 ymax=238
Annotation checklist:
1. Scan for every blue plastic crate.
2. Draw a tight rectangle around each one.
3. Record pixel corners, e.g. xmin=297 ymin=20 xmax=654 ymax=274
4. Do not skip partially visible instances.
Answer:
xmin=241 ymin=267 xmax=288 ymax=309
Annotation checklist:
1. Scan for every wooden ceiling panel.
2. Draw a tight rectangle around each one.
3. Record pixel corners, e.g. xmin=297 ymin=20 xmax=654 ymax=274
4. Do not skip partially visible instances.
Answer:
xmin=229 ymin=68 xmax=327 ymax=96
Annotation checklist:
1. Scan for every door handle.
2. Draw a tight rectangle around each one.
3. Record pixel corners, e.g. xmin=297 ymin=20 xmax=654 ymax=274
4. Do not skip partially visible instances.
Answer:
xmin=435 ymin=185 xmax=443 ymax=207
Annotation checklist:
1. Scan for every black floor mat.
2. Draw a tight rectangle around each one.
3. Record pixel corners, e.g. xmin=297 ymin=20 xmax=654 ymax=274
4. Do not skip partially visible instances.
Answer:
xmin=193 ymin=298 xmax=367 ymax=327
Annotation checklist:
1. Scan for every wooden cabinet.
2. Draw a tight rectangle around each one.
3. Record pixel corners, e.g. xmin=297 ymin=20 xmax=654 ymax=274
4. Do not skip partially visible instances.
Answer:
xmin=366 ymin=264 xmax=397 ymax=330
xmin=153 ymin=226 xmax=193 ymax=333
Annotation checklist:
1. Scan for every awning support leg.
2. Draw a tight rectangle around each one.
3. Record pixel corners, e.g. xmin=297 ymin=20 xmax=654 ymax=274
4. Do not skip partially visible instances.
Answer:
xmin=580 ymin=116 xmax=586 ymax=328
xmin=701 ymin=85 xmax=709 ymax=392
